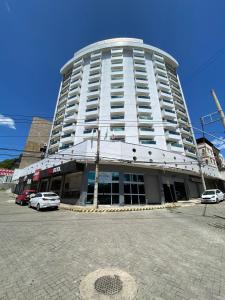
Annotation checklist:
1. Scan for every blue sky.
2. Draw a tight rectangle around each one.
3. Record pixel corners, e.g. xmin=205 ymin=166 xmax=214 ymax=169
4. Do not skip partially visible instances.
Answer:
xmin=1 ymin=0 xmax=225 ymax=161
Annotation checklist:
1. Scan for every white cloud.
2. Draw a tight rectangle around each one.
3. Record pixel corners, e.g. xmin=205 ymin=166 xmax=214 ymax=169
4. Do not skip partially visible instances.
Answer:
xmin=211 ymin=137 xmax=225 ymax=150
xmin=0 ymin=114 xmax=16 ymax=129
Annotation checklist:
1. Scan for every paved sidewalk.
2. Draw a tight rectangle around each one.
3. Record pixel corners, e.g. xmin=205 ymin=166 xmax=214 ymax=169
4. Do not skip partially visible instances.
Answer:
xmin=1 ymin=191 xmax=225 ymax=300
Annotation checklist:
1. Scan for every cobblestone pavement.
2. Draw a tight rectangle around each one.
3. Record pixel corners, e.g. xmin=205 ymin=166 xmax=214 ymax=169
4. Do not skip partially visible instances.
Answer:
xmin=1 ymin=191 xmax=225 ymax=300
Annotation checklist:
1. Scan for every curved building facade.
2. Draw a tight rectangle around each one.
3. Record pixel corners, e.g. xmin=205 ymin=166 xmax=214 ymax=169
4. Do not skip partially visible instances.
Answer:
xmin=48 ymin=38 xmax=196 ymax=158
xmin=16 ymin=38 xmax=223 ymax=206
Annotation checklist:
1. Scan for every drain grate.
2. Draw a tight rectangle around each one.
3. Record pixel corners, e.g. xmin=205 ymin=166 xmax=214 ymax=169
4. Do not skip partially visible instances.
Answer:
xmin=94 ymin=275 xmax=123 ymax=295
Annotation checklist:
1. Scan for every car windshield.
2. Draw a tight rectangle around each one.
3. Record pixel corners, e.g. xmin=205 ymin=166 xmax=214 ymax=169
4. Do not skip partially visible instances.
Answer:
xmin=203 ymin=191 xmax=215 ymax=195
xmin=43 ymin=193 xmax=58 ymax=197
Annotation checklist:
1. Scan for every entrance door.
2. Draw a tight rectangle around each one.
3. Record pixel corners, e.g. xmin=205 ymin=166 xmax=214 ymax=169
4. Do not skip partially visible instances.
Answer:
xmin=174 ymin=182 xmax=187 ymax=200
xmin=163 ymin=184 xmax=176 ymax=202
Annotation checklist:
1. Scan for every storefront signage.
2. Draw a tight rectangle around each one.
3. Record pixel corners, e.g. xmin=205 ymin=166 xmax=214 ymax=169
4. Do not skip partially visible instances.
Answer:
xmin=53 ymin=166 xmax=61 ymax=173
xmin=0 ymin=169 xmax=14 ymax=176
xmin=33 ymin=169 xmax=41 ymax=182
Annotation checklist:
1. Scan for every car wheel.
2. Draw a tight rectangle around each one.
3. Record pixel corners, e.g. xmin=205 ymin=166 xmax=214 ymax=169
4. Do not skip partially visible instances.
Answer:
xmin=37 ymin=204 xmax=41 ymax=211
xmin=55 ymin=206 xmax=59 ymax=210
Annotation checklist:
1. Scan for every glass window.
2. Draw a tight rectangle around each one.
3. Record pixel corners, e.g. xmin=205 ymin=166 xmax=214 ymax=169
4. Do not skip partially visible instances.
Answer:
xmin=124 ymin=195 xmax=131 ymax=205
xmin=88 ymin=171 xmax=95 ymax=181
xmin=86 ymin=194 xmax=93 ymax=204
xmin=112 ymin=172 xmax=119 ymax=181
xmin=138 ymin=175 xmax=144 ymax=182
xmin=112 ymin=183 xmax=119 ymax=193
xmin=87 ymin=182 xmax=94 ymax=193
xmin=132 ymin=174 xmax=138 ymax=182
xmin=124 ymin=183 xmax=130 ymax=193
xmin=112 ymin=195 xmax=119 ymax=205
xmin=139 ymin=195 xmax=146 ymax=204
xmin=98 ymin=183 xmax=111 ymax=194
xmin=124 ymin=173 xmax=130 ymax=181
xmin=138 ymin=184 xmax=145 ymax=194
xmin=131 ymin=184 xmax=138 ymax=194
xmin=132 ymin=195 xmax=139 ymax=204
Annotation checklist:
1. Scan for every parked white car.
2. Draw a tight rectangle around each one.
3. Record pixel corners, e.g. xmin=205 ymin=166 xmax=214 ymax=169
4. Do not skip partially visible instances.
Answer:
xmin=201 ymin=189 xmax=224 ymax=204
xmin=28 ymin=192 xmax=60 ymax=211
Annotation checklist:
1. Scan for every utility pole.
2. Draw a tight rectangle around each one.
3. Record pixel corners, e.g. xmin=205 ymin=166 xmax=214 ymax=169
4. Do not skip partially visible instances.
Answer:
xmin=93 ymin=128 xmax=100 ymax=209
xmin=211 ymin=89 xmax=225 ymax=130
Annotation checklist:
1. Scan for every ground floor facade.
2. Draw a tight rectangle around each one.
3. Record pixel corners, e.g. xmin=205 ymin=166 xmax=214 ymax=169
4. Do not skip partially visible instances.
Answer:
xmin=15 ymin=160 xmax=221 ymax=206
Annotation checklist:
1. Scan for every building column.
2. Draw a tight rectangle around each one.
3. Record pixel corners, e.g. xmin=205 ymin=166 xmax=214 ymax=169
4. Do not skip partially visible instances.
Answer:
xmin=184 ymin=176 xmax=190 ymax=200
xmin=119 ymin=172 xmax=124 ymax=206
xmin=79 ymin=168 xmax=88 ymax=206
xmin=158 ymin=174 xmax=165 ymax=204
xmin=59 ymin=174 xmax=66 ymax=198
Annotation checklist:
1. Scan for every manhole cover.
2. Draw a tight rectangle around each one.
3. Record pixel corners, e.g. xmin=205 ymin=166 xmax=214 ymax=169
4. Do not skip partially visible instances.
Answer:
xmin=79 ymin=268 xmax=137 ymax=300
xmin=95 ymin=275 xmax=123 ymax=295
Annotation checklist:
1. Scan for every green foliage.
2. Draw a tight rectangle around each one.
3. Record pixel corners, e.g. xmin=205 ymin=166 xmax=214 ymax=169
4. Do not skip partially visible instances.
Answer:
xmin=0 ymin=158 xmax=20 ymax=170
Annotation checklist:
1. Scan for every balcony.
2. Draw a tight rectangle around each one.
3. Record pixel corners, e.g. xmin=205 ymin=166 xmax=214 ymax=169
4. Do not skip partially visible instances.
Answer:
xmin=69 ymin=87 xmax=80 ymax=98
xmin=133 ymin=48 xmax=145 ymax=55
xmin=71 ymin=71 xmax=82 ymax=82
xmin=154 ymin=59 xmax=165 ymax=68
xmin=87 ymin=89 xmax=100 ymax=98
xmin=59 ymin=143 xmax=73 ymax=150
xmin=180 ymin=128 xmax=192 ymax=136
xmin=162 ymin=109 xmax=176 ymax=119
xmin=156 ymin=73 xmax=168 ymax=83
xmin=137 ymin=106 xmax=151 ymax=114
xmin=62 ymin=123 xmax=76 ymax=133
xmin=136 ymin=96 xmax=151 ymax=104
xmin=167 ymin=143 xmax=184 ymax=152
xmin=53 ymin=123 xmax=63 ymax=130
xmin=57 ymin=104 xmax=66 ymax=113
xmin=66 ymin=104 xmax=78 ymax=114
xmin=176 ymin=108 xmax=187 ymax=117
xmin=185 ymin=148 xmax=196 ymax=158
xmin=72 ymin=64 xmax=83 ymax=74
xmin=84 ymin=118 xmax=98 ymax=126
xmin=154 ymin=66 xmax=167 ymax=76
xmin=67 ymin=95 xmax=79 ymax=105
xmin=160 ymin=99 xmax=174 ymax=109
xmin=173 ymin=92 xmax=183 ymax=102
xmin=153 ymin=53 xmax=164 ymax=62
xmin=165 ymin=131 xmax=181 ymax=141
xmin=178 ymin=117 xmax=188 ymax=126
xmin=158 ymin=90 xmax=172 ymax=100
xmin=138 ymin=115 xmax=153 ymax=125
xmin=110 ymin=127 xmax=125 ymax=137
xmin=164 ymin=120 xmax=178 ymax=130
xmin=157 ymin=82 xmax=171 ymax=92
xmin=183 ymin=138 xmax=195 ymax=147
xmin=133 ymin=57 xmax=145 ymax=65
xmin=61 ymin=133 xmax=75 ymax=144
xmin=91 ymin=51 xmax=102 ymax=59
xmin=49 ymin=141 xmax=59 ymax=149
xmin=58 ymin=96 xmax=67 ymax=105
xmin=86 ymin=108 xmax=99 ymax=117
xmin=86 ymin=98 xmax=99 ymax=107
xmin=174 ymin=99 xmax=185 ymax=109
xmin=110 ymin=107 xmax=124 ymax=114
xmin=139 ymin=127 xmax=155 ymax=137
xmin=64 ymin=114 xmax=77 ymax=124
xmin=111 ymin=48 xmax=123 ymax=55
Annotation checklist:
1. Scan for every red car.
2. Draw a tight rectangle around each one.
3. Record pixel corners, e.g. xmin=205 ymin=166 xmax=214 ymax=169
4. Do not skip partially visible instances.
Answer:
xmin=15 ymin=190 xmax=36 ymax=206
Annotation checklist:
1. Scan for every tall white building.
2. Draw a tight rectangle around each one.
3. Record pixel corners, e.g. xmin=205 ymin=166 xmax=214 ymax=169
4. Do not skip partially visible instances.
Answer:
xmin=48 ymin=38 xmax=196 ymax=158
xmin=13 ymin=38 xmax=224 ymax=205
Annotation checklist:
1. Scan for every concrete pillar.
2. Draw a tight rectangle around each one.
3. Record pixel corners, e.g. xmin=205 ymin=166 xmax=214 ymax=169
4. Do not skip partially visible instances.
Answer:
xmin=119 ymin=172 xmax=124 ymax=206
xmin=79 ymin=168 xmax=89 ymax=206
xmin=59 ymin=174 xmax=65 ymax=198
xmin=158 ymin=174 xmax=165 ymax=204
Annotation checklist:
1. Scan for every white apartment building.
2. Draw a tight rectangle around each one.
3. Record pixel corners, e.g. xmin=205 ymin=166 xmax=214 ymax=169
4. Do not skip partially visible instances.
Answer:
xmin=48 ymin=38 xmax=196 ymax=158
xmin=13 ymin=38 xmax=224 ymax=205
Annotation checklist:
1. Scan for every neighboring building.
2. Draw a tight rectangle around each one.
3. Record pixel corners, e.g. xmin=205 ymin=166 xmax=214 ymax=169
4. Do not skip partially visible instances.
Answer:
xmin=13 ymin=38 xmax=224 ymax=203
xmin=0 ymin=169 xmax=14 ymax=183
xmin=196 ymin=137 xmax=218 ymax=168
xmin=19 ymin=117 xmax=52 ymax=169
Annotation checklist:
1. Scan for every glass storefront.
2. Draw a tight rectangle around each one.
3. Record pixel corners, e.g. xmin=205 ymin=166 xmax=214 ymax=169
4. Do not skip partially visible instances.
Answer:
xmin=124 ymin=173 xmax=146 ymax=205
xmin=86 ymin=171 xmax=146 ymax=205
xmin=87 ymin=171 xmax=120 ymax=205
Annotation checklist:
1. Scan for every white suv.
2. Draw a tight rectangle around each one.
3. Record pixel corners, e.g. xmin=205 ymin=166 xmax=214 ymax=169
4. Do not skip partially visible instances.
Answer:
xmin=29 ymin=192 xmax=60 ymax=211
xmin=201 ymin=189 xmax=224 ymax=204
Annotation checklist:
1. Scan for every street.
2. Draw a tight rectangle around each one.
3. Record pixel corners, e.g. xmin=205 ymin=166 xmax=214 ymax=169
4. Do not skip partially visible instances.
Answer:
xmin=0 ymin=191 xmax=225 ymax=300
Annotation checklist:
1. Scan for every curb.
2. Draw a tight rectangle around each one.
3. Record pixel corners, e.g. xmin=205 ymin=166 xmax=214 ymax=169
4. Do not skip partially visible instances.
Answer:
xmin=60 ymin=203 xmax=182 ymax=213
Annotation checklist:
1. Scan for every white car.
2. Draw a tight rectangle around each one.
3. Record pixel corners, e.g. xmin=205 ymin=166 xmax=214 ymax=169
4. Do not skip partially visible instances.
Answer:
xmin=201 ymin=189 xmax=224 ymax=204
xmin=28 ymin=192 xmax=60 ymax=211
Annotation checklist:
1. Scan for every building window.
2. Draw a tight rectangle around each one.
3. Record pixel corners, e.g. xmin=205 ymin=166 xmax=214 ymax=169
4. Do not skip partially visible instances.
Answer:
xmin=124 ymin=173 xmax=145 ymax=205
xmin=86 ymin=172 xmax=120 ymax=205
